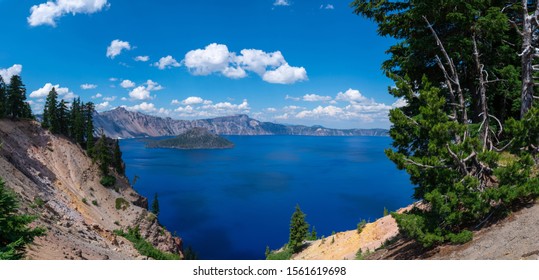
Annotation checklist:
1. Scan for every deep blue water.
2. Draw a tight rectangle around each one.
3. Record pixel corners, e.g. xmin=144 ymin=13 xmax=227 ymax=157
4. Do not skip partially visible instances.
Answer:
xmin=120 ymin=136 xmax=414 ymax=260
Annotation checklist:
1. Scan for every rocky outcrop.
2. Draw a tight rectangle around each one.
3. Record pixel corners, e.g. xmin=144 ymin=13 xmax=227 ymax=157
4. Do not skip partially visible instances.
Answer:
xmin=0 ymin=119 xmax=183 ymax=260
xmin=94 ymin=107 xmax=389 ymax=138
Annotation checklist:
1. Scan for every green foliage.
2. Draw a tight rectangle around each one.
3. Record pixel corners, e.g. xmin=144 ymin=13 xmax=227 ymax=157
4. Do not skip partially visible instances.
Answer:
xmin=94 ymin=132 xmax=112 ymax=176
xmin=112 ymin=139 xmax=124 ymax=175
xmin=100 ymin=175 xmax=116 ymax=187
xmin=307 ymin=226 xmax=317 ymax=241
xmin=114 ymin=227 xmax=180 ymax=260
xmin=0 ymin=178 xmax=46 ymax=259
xmin=115 ymin=197 xmax=129 ymax=210
xmin=0 ymin=76 xmax=6 ymax=118
xmin=288 ymin=204 xmax=309 ymax=253
xmin=352 ymin=1 xmax=539 ymax=248
xmin=265 ymin=246 xmax=270 ymax=258
xmin=91 ymin=200 xmax=98 ymax=206
xmin=82 ymin=198 xmax=87 ymax=204
xmin=357 ymin=219 xmax=367 ymax=234
xmin=183 ymin=246 xmax=198 ymax=260
xmin=31 ymin=197 xmax=45 ymax=209
xmin=383 ymin=207 xmax=389 ymax=216
xmin=266 ymin=247 xmax=293 ymax=260
xmin=5 ymin=75 xmax=32 ymax=120
xmin=355 ymin=248 xmax=371 ymax=260
xmin=43 ymin=88 xmax=59 ymax=133
xmin=151 ymin=193 xmax=160 ymax=216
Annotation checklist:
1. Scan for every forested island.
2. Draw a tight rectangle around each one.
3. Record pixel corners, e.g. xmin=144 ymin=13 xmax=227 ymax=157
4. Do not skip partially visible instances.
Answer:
xmin=145 ymin=127 xmax=234 ymax=149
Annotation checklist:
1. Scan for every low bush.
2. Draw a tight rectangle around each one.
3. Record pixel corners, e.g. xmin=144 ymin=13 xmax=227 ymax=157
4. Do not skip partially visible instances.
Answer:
xmin=115 ymin=197 xmax=129 ymax=210
xmin=100 ymin=175 xmax=116 ymax=187
xmin=114 ymin=227 xmax=180 ymax=260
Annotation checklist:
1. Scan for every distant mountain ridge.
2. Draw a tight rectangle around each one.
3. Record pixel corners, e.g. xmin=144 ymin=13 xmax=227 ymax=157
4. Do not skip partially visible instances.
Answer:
xmin=94 ymin=107 xmax=389 ymax=138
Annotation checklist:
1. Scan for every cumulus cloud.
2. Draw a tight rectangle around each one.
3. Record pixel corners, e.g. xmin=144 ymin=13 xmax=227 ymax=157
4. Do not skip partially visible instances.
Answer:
xmin=285 ymin=95 xmax=300 ymax=101
xmin=106 ymin=40 xmax=131 ymax=59
xmin=392 ymin=98 xmax=408 ymax=108
xmin=274 ymin=0 xmax=290 ymax=6
xmin=81 ymin=83 xmax=97 ymax=90
xmin=109 ymin=77 xmax=118 ymax=82
xmin=134 ymin=56 xmax=149 ymax=62
xmin=91 ymin=93 xmax=102 ymax=99
xmin=128 ymin=86 xmax=151 ymax=101
xmin=103 ymin=96 xmax=116 ymax=102
xmin=336 ymin=88 xmax=367 ymax=103
xmin=0 ymin=64 xmax=22 ymax=83
xmin=28 ymin=0 xmax=109 ymax=27
xmin=95 ymin=101 xmax=110 ymax=111
xmin=183 ymin=43 xmax=307 ymax=84
xmin=181 ymin=96 xmax=205 ymax=105
xmin=120 ymin=79 xmax=135 ymax=88
xmin=262 ymin=64 xmax=307 ymax=84
xmin=126 ymin=80 xmax=163 ymax=100
xmin=172 ymin=98 xmax=250 ymax=118
xmin=30 ymin=83 xmax=77 ymax=100
xmin=153 ymin=55 xmax=181 ymax=70
xmin=125 ymin=102 xmax=156 ymax=113
xmin=303 ymin=94 xmax=332 ymax=102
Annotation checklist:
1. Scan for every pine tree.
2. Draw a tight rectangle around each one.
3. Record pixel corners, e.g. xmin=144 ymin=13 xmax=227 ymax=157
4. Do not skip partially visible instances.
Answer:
xmin=84 ymin=102 xmax=95 ymax=153
xmin=94 ymin=131 xmax=111 ymax=176
xmin=151 ymin=193 xmax=160 ymax=217
xmin=57 ymin=99 xmax=69 ymax=135
xmin=352 ymin=1 xmax=539 ymax=247
xmin=43 ymin=88 xmax=59 ymax=132
xmin=70 ymin=98 xmax=85 ymax=145
xmin=0 ymin=76 xmax=6 ymax=118
xmin=0 ymin=177 xmax=45 ymax=259
xmin=288 ymin=204 xmax=309 ymax=253
xmin=112 ymin=139 xmax=124 ymax=175
xmin=6 ymin=75 xmax=28 ymax=120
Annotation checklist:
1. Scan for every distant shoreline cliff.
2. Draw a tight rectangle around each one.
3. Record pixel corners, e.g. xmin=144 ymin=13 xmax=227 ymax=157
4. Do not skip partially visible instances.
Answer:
xmin=93 ymin=107 xmax=389 ymax=139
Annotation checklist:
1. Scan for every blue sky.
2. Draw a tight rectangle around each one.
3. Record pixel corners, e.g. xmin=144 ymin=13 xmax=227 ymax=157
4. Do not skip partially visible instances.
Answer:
xmin=0 ymin=0 xmax=401 ymax=129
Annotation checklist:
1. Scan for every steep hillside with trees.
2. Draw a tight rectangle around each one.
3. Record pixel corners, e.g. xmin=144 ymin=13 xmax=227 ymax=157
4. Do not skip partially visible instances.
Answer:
xmin=352 ymin=0 xmax=539 ymax=248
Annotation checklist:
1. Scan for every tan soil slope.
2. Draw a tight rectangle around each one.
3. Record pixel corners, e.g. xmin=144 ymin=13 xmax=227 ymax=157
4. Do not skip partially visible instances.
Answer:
xmin=0 ymin=120 xmax=182 ymax=260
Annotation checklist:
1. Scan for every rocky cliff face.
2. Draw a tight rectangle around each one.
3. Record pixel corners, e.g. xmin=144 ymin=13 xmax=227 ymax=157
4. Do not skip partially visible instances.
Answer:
xmin=0 ymin=119 xmax=183 ymax=260
xmin=94 ymin=107 xmax=389 ymax=138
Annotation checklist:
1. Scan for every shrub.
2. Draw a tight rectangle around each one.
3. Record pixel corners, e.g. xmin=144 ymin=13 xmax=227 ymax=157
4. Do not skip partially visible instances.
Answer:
xmin=114 ymin=227 xmax=180 ymax=260
xmin=100 ymin=175 xmax=116 ymax=187
xmin=266 ymin=248 xmax=293 ymax=260
xmin=357 ymin=219 xmax=367 ymax=234
xmin=115 ymin=197 xmax=129 ymax=210
xmin=91 ymin=200 xmax=98 ymax=206
xmin=82 ymin=198 xmax=88 ymax=204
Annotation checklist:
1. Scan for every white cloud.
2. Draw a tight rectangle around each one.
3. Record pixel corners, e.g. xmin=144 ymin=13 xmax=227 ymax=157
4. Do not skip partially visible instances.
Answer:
xmin=0 ymin=64 xmax=22 ymax=83
xmin=184 ymin=43 xmax=231 ymax=75
xmin=125 ymin=102 xmax=156 ymax=113
xmin=182 ymin=96 xmax=205 ymax=105
xmin=183 ymin=43 xmax=307 ymax=84
xmin=171 ymin=99 xmax=180 ymax=105
xmin=285 ymin=95 xmax=300 ymax=101
xmin=28 ymin=0 xmax=109 ymax=27
xmin=266 ymin=107 xmax=277 ymax=112
xmin=30 ymin=83 xmax=77 ymax=100
xmin=103 ymin=96 xmax=116 ymax=102
xmin=296 ymin=105 xmax=343 ymax=119
xmin=392 ymin=98 xmax=408 ymax=108
xmin=321 ymin=4 xmax=334 ymax=10
xmin=95 ymin=101 xmax=110 ymax=111
xmin=274 ymin=0 xmax=290 ymax=6
xmin=236 ymin=49 xmax=285 ymax=75
xmin=336 ymin=88 xmax=367 ymax=103
xmin=81 ymin=83 xmax=97 ymax=90
xmin=303 ymin=94 xmax=332 ymax=102
xmin=262 ymin=64 xmax=308 ymax=84
xmin=145 ymin=80 xmax=163 ymax=91
xmin=134 ymin=55 xmax=149 ymax=62
xmin=128 ymin=86 xmax=151 ymax=101
xmin=106 ymin=39 xmax=131 ymax=59
xmin=153 ymin=55 xmax=180 ymax=70
xmin=109 ymin=77 xmax=118 ymax=82
xmin=91 ymin=93 xmax=103 ymax=99
xmin=120 ymin=79 xmax=135 ymax=88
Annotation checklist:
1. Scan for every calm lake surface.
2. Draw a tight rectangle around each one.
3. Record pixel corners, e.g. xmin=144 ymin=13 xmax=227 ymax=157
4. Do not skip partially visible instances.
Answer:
xmin=120 ymin=136 xmax=414 ymax=260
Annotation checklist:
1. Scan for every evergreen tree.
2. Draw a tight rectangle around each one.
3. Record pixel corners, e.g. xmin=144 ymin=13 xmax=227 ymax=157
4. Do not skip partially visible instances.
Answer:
xmin=43 ymin=88 xmax=59 ymax=132
xmin=94 ymin=131 xmax=111 ymax=176
xmin=0 ymin=177 xmax=45 ymax=259
xmin=70 ymin=98 xmax=85 ymax=145
xmin=288 ymin=204 xmax=309 ymax=253
xmin=0 ymin=76 xmax=6 ymax=118
xmin=84 ymin=102 xmax=95 ymax=153
xmin=6 ymin=75 xmax=28 ymax=120
xmin=309 ymin=226 xmax=317 ymax=241
xmin=57 ymin=99 xmax=69 ymax=135
xmin=352 ymin=1 xmax=539 ymax=247
xmin=112 ymin=139 xmax=124 ymax=175
xmin=151 ymin=193 xmax=160 ymax=217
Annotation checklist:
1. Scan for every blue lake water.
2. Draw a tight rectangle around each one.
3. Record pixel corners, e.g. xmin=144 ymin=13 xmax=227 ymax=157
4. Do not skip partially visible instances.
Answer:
xmin=120 ymin=136 xmax=414 ymax=260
